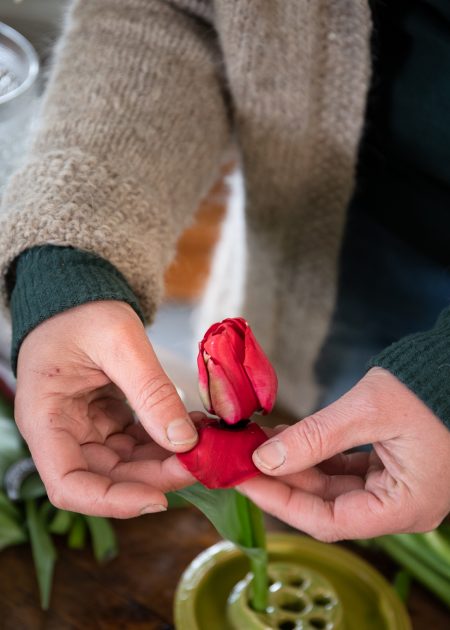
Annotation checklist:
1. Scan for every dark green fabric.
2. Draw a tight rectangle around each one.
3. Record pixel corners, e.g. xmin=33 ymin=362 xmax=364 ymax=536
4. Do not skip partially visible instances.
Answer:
xmin=9 ymin=246 xmax=145 ymax=374
xmin=368 ymin=310 xmax=450 ymax=429
xmin=356 ymin=0 xmax=450 ymax=428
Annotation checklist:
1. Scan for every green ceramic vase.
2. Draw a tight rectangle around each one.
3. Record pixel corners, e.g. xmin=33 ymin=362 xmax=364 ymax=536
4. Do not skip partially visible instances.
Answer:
xmin=174 ymin=533 xmax=411 ymax=630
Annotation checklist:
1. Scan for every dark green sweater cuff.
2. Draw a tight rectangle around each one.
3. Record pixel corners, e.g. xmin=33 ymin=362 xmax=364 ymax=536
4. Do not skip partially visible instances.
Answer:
xmin=9 ymin=246 xmax=145 ymax=374
xmin=368 ymin=307 xmax=450 ymax=429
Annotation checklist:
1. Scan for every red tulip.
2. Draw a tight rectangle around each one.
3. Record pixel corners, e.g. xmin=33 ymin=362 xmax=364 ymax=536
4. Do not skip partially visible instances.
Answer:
xmin=197 ymin=318 xmax=277 ymax=425
xmin=177 ymin=418 xmax=268 ymax=489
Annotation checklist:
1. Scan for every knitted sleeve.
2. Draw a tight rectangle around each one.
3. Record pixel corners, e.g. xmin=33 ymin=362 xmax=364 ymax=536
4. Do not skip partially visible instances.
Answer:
xmin=368 ymin=307 xmax=450 ymax=429
xmin=0 ymin=0 xmax=231 ymax=321
xmin=9 ymin=245 xmax=145 ymax=374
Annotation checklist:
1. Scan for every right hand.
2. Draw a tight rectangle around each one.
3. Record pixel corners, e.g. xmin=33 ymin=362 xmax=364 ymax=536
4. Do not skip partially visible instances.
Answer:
xmin=14 ymin=300 xmax=198 ymax=518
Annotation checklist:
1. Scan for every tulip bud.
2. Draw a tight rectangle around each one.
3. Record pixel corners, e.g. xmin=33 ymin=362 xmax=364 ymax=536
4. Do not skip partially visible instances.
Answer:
xmin=197 ymin=318 xmax=277 ymax=424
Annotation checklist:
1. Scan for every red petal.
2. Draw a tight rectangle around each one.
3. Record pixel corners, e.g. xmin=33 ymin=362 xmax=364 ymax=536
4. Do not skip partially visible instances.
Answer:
xmin=243 ymin=327 xmax=278 ymax=414
xmin=207 ymin=358 xmax=244 ymax=424
xmin=177 ymin=420 xmax=267 ymax=489
xmin=203 ymin=322 xmax=259 ymax=422
xmin=197 ymin=349 xmax=213 ymax=413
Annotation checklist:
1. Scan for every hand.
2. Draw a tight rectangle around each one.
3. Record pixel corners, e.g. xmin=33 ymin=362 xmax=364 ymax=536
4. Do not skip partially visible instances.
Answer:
xmin=239 ymin=368 xmax=450 ymax=541
xmin=14 ymin=301 xmax=197 ymax=517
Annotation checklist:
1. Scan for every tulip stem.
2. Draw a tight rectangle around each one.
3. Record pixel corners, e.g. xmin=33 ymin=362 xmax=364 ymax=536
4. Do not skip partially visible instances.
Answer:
xmin=245 ymin=497 xmax=269 ymax=612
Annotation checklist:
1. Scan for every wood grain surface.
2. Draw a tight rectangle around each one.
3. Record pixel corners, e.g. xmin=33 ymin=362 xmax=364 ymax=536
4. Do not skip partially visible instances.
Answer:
xmin=0 ymin=507 xmax=448 ymax=629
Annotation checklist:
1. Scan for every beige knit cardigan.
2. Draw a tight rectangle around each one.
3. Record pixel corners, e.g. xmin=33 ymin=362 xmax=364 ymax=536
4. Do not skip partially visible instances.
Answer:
xmin=0 ymin=0 xmax=371 ymax=415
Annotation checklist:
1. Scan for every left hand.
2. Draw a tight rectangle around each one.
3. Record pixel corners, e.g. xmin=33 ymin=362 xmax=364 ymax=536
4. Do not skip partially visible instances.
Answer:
xmin=238 ymin=367 xmax=450 ymax=541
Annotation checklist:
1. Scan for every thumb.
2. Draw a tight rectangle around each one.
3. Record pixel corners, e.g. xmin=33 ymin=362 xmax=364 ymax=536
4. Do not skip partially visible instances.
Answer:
xmin=252 ymin=389 xmax=380 ymax=476
xmin=97 ymin=322 xmax=198 ymax=453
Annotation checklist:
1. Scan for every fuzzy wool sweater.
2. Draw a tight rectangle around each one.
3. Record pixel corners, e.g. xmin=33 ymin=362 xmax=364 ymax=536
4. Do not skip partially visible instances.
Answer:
xmin=2 ymin=0 xmax=450 ymax=426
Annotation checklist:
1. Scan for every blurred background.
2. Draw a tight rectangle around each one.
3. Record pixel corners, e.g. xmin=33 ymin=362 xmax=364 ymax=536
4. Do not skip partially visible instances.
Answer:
xmin=0 ymin=0 xmax=240 ymax=410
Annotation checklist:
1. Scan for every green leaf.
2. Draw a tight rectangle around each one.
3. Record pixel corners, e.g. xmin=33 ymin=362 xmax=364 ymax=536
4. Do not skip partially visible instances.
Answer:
xmin=68 ymin=515 xmax=87 ymax=549
xmin=0 ymin=507 xmax=27 ymax=551
xmin=0 ymin=393 xmax=14 ymax=419
xmin=0 ymin=489 xmax=21 ymax=521
xmin=166 ymin=491 xmax=190 ymax=509
xmin=25 ymin=500 xmax=57 ymax=610
xmin=175 ymin=484 xmax=268 ymax=611
xmin=85 ymin=516 xmax=118 ymax=563
xmin=20 ymin=473 xmax=47 ymax=500
xmin=0 ymin=417 xmax=26 ymax=480
xmin=176 ymin=484 xmax=254 ymax=547
xmin=422 ymin=530 xmax=450 ymax=565
xmin=393 ymin=569 xmax=411 ymax=602
xmin=49 ymin=509 xmax=75 ymax=536
xmin=367 ymin=535 xmax=450 ymax=608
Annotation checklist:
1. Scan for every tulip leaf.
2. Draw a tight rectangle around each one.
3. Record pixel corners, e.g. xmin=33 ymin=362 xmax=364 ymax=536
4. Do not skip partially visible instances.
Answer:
xmin=68 ymin=515 xmax=87 ymax=549
xmin=49 ymin=509 xmax=75 ymax=536
xmin=20 ymin=473 xmax=47 ymax=500
xmin=175 ymin=484 xmax=268 ymax=611
xmin=25 ymin=499 xmax=57 ymax=610
xmin=176 ymin=484 xmax=254 ymax=547
xmin=0 ymin=492 xmax=27 ymax=551
xmin=0 ymin=489 xmax=21 ymax=521
xmin=0 ymin=396 xmax=14 ymax=419
xmin=85 ymin=515 xmax=118 ymax=563
xmin=393 ymin=569 xmax=411 ymax=602
xmin=0 ymin=416 xmax=26 ymax=480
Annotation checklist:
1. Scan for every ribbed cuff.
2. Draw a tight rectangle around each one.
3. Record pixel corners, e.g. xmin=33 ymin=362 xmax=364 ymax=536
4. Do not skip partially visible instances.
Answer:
xmin=368 ymin=308 xmax=450 ymax=429
xmin=9 ymin=246 xmax=145 ymax=374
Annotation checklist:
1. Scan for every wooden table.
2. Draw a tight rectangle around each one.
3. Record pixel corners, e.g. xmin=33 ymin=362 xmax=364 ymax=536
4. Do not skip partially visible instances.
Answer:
xmin=0 ymin=507 xmax=448 ymax=629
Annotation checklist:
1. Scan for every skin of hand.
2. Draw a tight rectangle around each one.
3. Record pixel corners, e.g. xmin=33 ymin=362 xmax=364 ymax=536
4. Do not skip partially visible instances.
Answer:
xmin=239 ymin=367 xmax=450 ymax=541
xmin=14 ymin=300 xmax=196 ymax=518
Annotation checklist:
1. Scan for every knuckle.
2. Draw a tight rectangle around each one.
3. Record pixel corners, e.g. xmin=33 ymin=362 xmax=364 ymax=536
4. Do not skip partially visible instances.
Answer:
xmin=299 ymin=414 xmax=327 ymax=460
xmin=47 ymin=484 xmax=65 ymax=510
xmin=135 ymin=375 xmax=178 ymax=413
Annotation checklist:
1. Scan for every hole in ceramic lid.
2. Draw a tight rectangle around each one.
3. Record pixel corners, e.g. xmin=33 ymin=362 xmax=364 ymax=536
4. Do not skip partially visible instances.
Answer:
xmin=309 ymin=617 xmax=327 ymax=629
xmin=313 ymin=594 xmax=333 ymax=607
xmin=289 ymin=578 xmax=306 ymax=588
xmin=280 ymin=596 xmax=307 ymax=613
xmin=278 ymin=621 xmax=296 ymax=630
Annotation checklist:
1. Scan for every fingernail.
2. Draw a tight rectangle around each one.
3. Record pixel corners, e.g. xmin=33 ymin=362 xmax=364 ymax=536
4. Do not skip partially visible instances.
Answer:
xmin=141 ymin=504 xmax=167 ymax=515
xmin=167 ymin=418 xmax=198 ymax=445
xmin=254 ymin=440 xmax=286 ymax=470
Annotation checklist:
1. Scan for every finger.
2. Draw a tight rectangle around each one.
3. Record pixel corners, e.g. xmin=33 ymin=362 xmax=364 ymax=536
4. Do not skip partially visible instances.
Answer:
xmin=318 ymin=451 xmax=371 ymax=476
xmin=279 ymin=468 xmax=365 ymax=500
xmin=251 ymin=389 xmax=387 ymax=476
xmin=96 ymin=326 xmax=198 ymax=452
xmin=83 ymin=443 xmax=195 ymax=492
xmin=104 ymin=433 xmax=168 ymax=461
xmin=112 ymin=455 xmax=195 ymax=492
xmin=28 ymin=419 xmax=167 ymax=518
xmin=88 ymin=397 xmax=135 ymax=440
xmin=239 ymin=475 xmax=401 ymax=540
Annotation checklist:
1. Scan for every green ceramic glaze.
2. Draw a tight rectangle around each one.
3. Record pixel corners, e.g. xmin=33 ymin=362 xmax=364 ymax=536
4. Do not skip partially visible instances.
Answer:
xmin=174 ymin=534 xmax=411 ymax=630
xmin=227 ymin=562 xmax=343 ymax=629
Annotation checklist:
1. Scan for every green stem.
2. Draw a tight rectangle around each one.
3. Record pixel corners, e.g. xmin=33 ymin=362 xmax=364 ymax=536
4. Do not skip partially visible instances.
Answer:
xmin=248 ymin=500 xmax=268 ymax=612
xmin=374 ymin=536 xmax=450 ymax=608
xmin=422 ymin=530 xmax=450 ymax=566
xmin=243 ymin=496 xmax=268 ymax=612
xmin=391 ymin=534 xmax=450 ymax=581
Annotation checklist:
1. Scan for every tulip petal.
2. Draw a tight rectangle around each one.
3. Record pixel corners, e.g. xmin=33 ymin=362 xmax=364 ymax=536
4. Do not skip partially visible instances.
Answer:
xmin=197 ymin=349 xmax=213 ymax=413
xmin=177 ymin=420 xmax=268 ymax=489
xmin=204 ymin=323 xmax=260 ymax=422
xmin=243 ymin=327 xmax=278 ymax=414
xmin=207 ymin=358 xmax=243 ymax=424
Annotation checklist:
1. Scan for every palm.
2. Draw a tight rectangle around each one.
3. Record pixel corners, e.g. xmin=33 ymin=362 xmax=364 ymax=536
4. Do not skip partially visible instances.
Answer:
xmin=16 ymin=370 xmax=194 ymax=518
